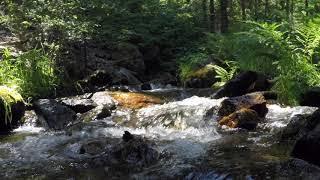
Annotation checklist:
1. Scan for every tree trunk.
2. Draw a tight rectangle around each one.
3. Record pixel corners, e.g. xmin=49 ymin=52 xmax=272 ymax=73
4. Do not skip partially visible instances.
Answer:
xmin=220 ymin=0 xmax=228 ymax=33
xmin=202 ymin=0 xmax=208 ymax=28
xmin=240 ymin=0 xmax=246 ymax=20
xmin=264 ymin=0 xmax=269 ymax=18
xmin=209 ymin=0 xmax=215 ymax=32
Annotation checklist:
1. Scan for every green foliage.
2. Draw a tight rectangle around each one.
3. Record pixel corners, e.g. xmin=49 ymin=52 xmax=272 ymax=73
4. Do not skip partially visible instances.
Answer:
xmin=178 ymin=51 xmax=208 ymax=81
xmin=0 ymin=48 xmax=59 ymax=98
xmin=0 ymin=86 xmax=23 ymax=125
xmin=210 ymin=62 xmax=238 ymax=89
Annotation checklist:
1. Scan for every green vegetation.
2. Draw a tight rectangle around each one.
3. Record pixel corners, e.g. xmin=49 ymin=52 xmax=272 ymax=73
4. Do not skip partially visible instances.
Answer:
xmin=0 ymin=48 xmax=59 ymax=98
xmin=0 ymin=0 xmax=320 ymax=105
xmin=0 ymin=86 xmax=23 ymax=125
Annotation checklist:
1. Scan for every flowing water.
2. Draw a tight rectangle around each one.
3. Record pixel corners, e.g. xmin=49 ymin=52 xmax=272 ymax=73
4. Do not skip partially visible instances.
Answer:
xmin=0 ymin=88 xmax=320 ymax=179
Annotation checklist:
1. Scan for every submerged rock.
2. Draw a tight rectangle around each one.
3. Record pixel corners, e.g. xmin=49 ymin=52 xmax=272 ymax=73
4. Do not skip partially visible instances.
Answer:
xmin=34 ymin=99 xmax=76 ymax=130
xmin=218 ymin=92 xmax=268 ymax=118
xmin=212 ymin=71 xmax=272 ymax=99
xmin=112 ymin=131 xmax=159 ymax=166
xmin=219 ymin=108 xmax=261 ymax=130
xmin=111 ymin=92 xmax=163 ymax=109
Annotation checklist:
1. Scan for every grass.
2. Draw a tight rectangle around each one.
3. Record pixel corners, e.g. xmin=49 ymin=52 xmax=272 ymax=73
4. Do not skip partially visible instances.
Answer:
xmin=0 ymin=86 xmax=23 ymax=125
xmin=0 ymin=48 xmax=59 ymax=98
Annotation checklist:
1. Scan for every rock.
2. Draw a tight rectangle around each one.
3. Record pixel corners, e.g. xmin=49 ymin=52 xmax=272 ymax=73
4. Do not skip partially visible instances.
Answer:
xmin=91 ymin=91 xmax=116 ymax=109
xmin=79 ymin=106 xmax=112 ymax=122
xmin=212 ymin=71 xmax=272 ymax=99
xmin=290 ymin=109 xmax=320 ymax=166
xmin=112 ymin=43 xmax=145 ymax=74
xmin=218 ymin=92 xmax=268 ymax=118
xmin=218 ymin=108 xmax=261 ymax=130
xmin=141 ymin=83 xmax=152 ymax=90
xmin=59 ymin=97 xmax=97 ymax=113
xmin=291 ymin=124 xmax=320 ymax=167
xmin=110 ymin=92 xmax=163 ymax=109
xmin=34 ymin=99 xmax=76 ymax=130
xmin=184 ymin=64 xmax=217 ymax=88
xmin=281 ymin=109 xmax=320 ymax=142
xmin=112 ymin=131 xmax=159 ymax=166
xmin=123 ymin=131 xmax=135 ymax=142
xmin=0 ymin=100 xmax=25 ymax=133
xmin=80 ymin=139 xmax=107 ymax=155
xmin=300 ymin=87 xmax=320 ymax=107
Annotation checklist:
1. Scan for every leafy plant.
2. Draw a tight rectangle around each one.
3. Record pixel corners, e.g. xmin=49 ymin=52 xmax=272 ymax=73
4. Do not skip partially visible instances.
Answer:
xmin=210 ymin=62 xmax=238 ymax=89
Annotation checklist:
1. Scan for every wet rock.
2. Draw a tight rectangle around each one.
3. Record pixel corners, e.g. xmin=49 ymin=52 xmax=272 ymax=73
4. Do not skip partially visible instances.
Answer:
xmin=59 ymin=97 xmax=97 ymax=113
xmin=0 ymin=100 xmax=25 ymax=133
xmin=290 ymin=109 xmax=320 ymax=166
xmin=111 ymin=92 xmax=163 ymax=109
xmin=33 ymin=99 xmax=76 ymax=130
xmin=79 ymin=106 xmax=112 ymax=122
xmin=218 ymin=92 xmax=268 ymax=118
xmin=112 ymin=131 xmax=159 ymax=166
xmin=218 ymin=108 xmax=261 ymax=130
xmin=91 ymin=91 xmax=116 ymax=109
xmin=80 ymin=140 xmax=107 ymax=155
xmin=300 ymin=87 xmax=320 ymax=107
xmin=212 ymin=71 xmax=272 ymax=99
xmin=141 ymin=83 xmax=152 ymax=90
xmin=281 ymin=109 xmax=320 ymax=142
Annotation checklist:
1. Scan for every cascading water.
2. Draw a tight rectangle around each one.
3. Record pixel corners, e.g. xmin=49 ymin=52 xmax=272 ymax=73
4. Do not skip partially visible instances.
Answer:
xmin=0 ymin=89 xmax=320 ymax=179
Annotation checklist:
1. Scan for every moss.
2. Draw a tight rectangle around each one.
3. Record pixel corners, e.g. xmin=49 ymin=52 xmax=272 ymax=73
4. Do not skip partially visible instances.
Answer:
xmin=0 ymin=86 xmax=23 ymax=125
xmin=186 ymin=64 xmax=216 ymax=79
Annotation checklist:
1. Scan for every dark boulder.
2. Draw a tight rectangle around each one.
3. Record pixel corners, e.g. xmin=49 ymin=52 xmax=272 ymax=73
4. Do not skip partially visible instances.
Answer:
xmin=0 ymin=100 xmax=25 ymax=133
xmin=300 ymin=87 xmax=320 ymax=107
xmin=290 ymin=109 xmax=320 ymax=166
xmin=34 ymin=99 xmax=76 ymax=130
xmin=212 ymin=71 xmax=272 ymax=99
xmin=218 ymin=92 xmax=268 ymax=118
xmin=281 ymin=109 xmax=320 ymax=142
xmin=218 ymin=108 xmax=261 ymax=130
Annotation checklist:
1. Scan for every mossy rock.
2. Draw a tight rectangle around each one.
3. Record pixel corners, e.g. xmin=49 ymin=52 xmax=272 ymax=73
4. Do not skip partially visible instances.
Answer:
xmin=184 ymin=64 xmax=217 ymax=88
xmin=0 ymin=86 xmax=25 ymax=133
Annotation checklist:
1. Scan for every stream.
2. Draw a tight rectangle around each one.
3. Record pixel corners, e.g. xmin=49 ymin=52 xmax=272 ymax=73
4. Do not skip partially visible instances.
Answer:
xmin=0 ymin=88 xmax=320 ymax=179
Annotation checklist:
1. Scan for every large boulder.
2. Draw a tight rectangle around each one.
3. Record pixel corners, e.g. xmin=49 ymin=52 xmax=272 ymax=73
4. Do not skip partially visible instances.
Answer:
xmin=291 ymin=124 xmax=320 ymax=167
xmin=300 ymin=87 xmax=320 ymax=107
xmin=218 ymin=92 xmax=268 ymax=118
xmin=290 ymin=109 xmax=320 ymax=166
xmin=212 ymin=71 xmax=272 ymax=99
xmin=33 ymin=99 xmax=76 ymax=130
xmin=218 ymin=108 xmax=261 ymax=130
xmin=280 ymin=109 xmax=320 ymax=142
